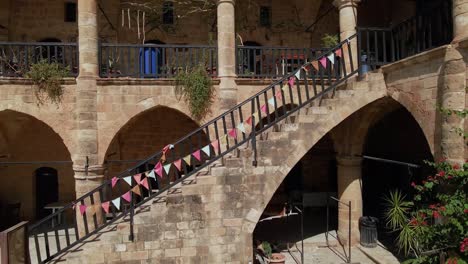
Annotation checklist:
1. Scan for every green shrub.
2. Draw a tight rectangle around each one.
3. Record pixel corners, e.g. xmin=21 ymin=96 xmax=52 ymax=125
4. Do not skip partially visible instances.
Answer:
xmin=25 ymin=60 xmax=69 ymax=105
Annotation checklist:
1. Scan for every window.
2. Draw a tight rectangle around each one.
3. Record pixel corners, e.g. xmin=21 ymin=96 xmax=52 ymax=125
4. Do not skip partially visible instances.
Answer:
xmin=64 ymin=2 xmax=77 ymax=22
xmin=162 ymin=1 xmax=174 ymax=25
xmin=259 ymin=6 xmax=271 ymax=27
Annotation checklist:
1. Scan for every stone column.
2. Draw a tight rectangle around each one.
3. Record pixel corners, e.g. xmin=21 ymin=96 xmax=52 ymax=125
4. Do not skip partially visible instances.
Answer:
xmin=217 ymin=0 xmax=237 ymax=112
xmin=453 ymin=0 xmax=468 ymax=41
xmin=333 ymin=0 xmax=360 ymax=73
xmin=438 ymin=46 xmax=466 ymax=165
xmin=75 ymin=0 xmax=104 ymax=233
xmin=337 ymin=155 xmax=362 ymax=246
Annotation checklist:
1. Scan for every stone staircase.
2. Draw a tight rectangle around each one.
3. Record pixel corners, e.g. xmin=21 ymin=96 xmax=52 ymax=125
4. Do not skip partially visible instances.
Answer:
xmin=34 ymin=72 xmax=388 ymax=264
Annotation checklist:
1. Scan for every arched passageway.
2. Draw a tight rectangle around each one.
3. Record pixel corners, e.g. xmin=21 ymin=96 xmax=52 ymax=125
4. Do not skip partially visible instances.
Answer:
xmin=0 ymin=110 xmax=74 ymax=230
xmin=104 ymin=106 xmax=209 ymax=179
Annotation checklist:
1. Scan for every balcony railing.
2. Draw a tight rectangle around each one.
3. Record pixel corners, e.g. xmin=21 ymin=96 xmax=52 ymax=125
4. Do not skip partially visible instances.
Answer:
xmin=99 ymin=43 xmax=218 ymax=78
xmin=357 ymin=1 xmax=452 ymax=70
xmin=236 ymin=46 xmax=329 ymax=78
xmin=0 ymin=42 xmax=78 ymax=77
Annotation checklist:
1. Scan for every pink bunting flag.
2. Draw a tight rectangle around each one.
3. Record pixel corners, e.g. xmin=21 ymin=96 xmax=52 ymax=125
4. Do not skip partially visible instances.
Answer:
xmin=288 ymin=77 xmax=295 ymax=87
xmin=192 ymin=150 xmax=202 ymax=161
xmin=122 ymin=191 xmax=131 ymax=202
xmin=228 ymin=128 xmax=237 ymax=139
xmin=140 ymin=177 xmax=149 ymax=190
xmin=211 ymin=139 xmax=219 ymax=153
xmin=111 ymin=177 xmax=119 ymax=188
xmin=174 ymin=159 xmax=182 ymax=171
xmin=154 ymin=162 xmax=163 ymax=179
xmin=319 ymin=57 xmax=328 ymax=68
xmin=260 ymin=104 xmax=268 ymax=114
xmin=79 ymin=204 xmax=87 ymax=215
xmin=133 ymin=173 xmax=142 ymax=184
xmin=335 ymin=49 xmax=342 ymax=58
xmin=245 ymin=116 xmax=253 ymax=126
xmin=275 ymin=90 xmax=282 ymax=100
xmin=101 ymin=201 xmax=110 ymax=214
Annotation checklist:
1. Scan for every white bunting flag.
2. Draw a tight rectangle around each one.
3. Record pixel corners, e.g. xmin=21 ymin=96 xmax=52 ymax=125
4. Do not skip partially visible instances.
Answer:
xmin=237 ymin=122 xmax=246 ymax=134
xmin=268 ymin=97 xmax=275 ymax=106
xmin=112 ymin=197 xmax=121 ymax=210
xmin=295 ymin=70 xmax=301 ymax=79
xmin=163 ymin=164 xmax=171 ymax=175
xmin=327 ymin=53 xmax=335 ymax=64
xmin=123 ymin=176 xmax=132 ymax=186
xmin=147 ymin=169 xmax=156 ymax=179
xmin=201 ymin=145 xmax=211 ymax=156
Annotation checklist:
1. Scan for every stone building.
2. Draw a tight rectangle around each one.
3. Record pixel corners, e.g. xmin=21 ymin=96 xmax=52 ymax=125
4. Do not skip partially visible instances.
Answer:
xmin=0 ymin=0 xmax=466 ymax=263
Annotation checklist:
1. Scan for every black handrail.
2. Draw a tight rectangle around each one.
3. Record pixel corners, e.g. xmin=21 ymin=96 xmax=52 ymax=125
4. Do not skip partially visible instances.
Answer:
xmin=0 ymin=42 xmax=79 ymax=77
xmin=28 ymin=34 xmax=359 ymax=264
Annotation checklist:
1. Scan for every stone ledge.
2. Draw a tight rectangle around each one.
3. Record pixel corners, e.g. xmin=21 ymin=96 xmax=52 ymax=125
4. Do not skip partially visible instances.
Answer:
xmin=381 ymin=45 xmax=448 ymax=73
xmin=0 ymin=77 xmax=77 ymax=85
xmin=97 ymin=77 xmax=221 ymax=86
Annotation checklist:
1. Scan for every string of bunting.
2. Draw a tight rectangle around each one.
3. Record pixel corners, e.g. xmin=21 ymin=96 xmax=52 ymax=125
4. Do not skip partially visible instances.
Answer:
xmin=77 ymin=43 xmax=349 ymax=216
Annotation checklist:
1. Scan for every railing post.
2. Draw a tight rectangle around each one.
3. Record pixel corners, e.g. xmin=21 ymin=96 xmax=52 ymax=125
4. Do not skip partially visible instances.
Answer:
xmin=251 ymin=100 xmax=258 ymax=167
xmin=129 ymin=192 xmax=135 ymax=241
xmin=348 ymin=200 xmax=352 ymax=264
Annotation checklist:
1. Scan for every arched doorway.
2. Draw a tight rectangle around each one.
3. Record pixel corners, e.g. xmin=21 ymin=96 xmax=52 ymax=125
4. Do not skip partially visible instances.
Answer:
xmin=0 ymin=110 xmax=74 ymax=229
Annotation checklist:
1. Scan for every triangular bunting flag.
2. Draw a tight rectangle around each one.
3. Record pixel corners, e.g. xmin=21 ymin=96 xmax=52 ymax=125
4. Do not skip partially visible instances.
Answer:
xmin=303 ymin=65 xmax=311 ymax=72
xmin=79 ymin=204 xmax=87 ymax=215
xmin=335 ymin=49 xmax=342 ymax=57
xmin=252 ymin=112 xmax=260 ymax=125
xmin=288 ymin=77 xmax=295 ymax=87
xmin=237 ymin=122 xmax=247 ymax=134
xmin=111 ymin=177 xmax=119 ymax=188
xmin=228 ymin=128 xmax=237 ymax=139
xmin=133 ymin=173 xmax=142 ymax=184
xmin=260 ymin=104 xmax=268 ymax=114
xmin=123 ymin=176 xmax=132 ymax=186
xmin=319 ymin=57 xmax=328 ymax=68
xmin=327 ymin=53 xmax=335 ymax=64
xmin=183 ymin=155 xmax=192 ymax=166
xmin=140 ymin=177 xmax=149 ymax=190
xmin=268 ymin=97 xmax=275 ymax=106
xmin=155 ymin=162 xmax=163 ymax=178
xmin=131 ymin=186 xmax=141 ymax=196
xmin=112 ymin=197 xmax=121 ymax=210
xmin=211 ymin=140 xmax=219 ymax=153
xmin=163 ymin=164 xmax=171 ymax=175
xmin=147 ymin=169 xmax=156 ymax=179
xmin=295 ymin=70 xmax=301 ymax=79
xmin=102 ymin=201 xmax=110 ymax=214
xmin=122 ymin=191 xmax=131 ymax=202
xmin=311 ymin=61 xmax=319 ymax=71
xmin=220 ymin=134 xmax=228 ymax=145
xmin=275 ymin=90 xmax=282 ymax=100
xmin=245 ymin=116 xmax=253 ymax=126
xmin=192 ymin=150 xmax=202 ymax=161
xmin=174 ymin=159 xmax=182 ymax=171
xmin=201 ymin=145 xmax=211 ymax=156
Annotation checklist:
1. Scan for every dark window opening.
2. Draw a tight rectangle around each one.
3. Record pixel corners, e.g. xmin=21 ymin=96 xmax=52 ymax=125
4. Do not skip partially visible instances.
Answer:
xmin=260 ymin=6 xmax=271 ymax=27
xmin=163 ymin=1 xmax=174 ymax=25
xmin=64 ymin=2 xmax=77 ymax=23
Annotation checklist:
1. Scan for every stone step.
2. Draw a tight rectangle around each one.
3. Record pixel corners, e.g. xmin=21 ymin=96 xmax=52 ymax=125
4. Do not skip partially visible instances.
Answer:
xmin=265 ymin=131 xmax=290 ymax=141
xmin=336 ymin=89 xmax=355 ymax=98
xmin=279 ymin=123 xmax=300 ymax=132
xmin=224 ymin=157 xmax=243 ymax=167
xmin=320 ymin=98 xmax=340 ymax=107
xmin=308 ymin=106 xmax=331 ymax=114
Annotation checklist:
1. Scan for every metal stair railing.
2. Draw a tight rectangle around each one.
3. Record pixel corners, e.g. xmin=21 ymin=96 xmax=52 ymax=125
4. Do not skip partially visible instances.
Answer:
xmin=28 ymin=34 xmax=359 ymax=264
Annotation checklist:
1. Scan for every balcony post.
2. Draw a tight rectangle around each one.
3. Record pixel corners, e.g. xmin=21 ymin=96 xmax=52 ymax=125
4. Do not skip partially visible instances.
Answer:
xmin=453 ymin=0 xmax=468 ymax=41
xmin=333 ymin=0 xmax=360 ymax=74
xmin=217 ymin=0 xmax=237 ymax=112
xmin=75 ymin=0 xmax=103 ymax=232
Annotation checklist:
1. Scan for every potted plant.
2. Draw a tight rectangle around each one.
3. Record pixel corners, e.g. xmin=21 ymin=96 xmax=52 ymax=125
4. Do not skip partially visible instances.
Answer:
xmin=257 ymin=241 xmax=286 ymax=264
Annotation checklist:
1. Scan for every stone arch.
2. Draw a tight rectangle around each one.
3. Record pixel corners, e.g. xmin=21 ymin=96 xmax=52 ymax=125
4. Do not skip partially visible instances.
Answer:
xmin=97 ymin=95 xmax=195 ymax=164
xmin=242 ymin=92 xmax=433 ymax=233
xmin=101 ymin=105 xmax=208 ymax=178
xmin=0 ymin=109 xmax=74 ymax=222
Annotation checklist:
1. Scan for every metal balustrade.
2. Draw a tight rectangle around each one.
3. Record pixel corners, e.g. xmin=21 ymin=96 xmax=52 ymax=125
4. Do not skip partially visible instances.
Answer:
xmin=236 ymin=46 xmax=329 ymax=78
xmin=99 ymin=43 xmax=218 ymax=78
xmin=357 ymin=1 xmax=452 ymax=70
xmin=28 ymin=34 xmax=359 ymax=264
xmin=0 ymin=42 xmax=78 ymax=77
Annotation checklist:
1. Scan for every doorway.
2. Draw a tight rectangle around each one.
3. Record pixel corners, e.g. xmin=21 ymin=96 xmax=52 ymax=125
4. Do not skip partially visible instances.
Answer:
xmin=35 ymin=167 xmax=58 ymax=219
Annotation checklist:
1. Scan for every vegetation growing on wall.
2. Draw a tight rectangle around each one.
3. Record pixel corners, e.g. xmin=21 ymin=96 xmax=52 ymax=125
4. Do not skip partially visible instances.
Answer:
xmin=25 ymin=60 xmax=69 ymax=106
xmin=175 ymin=65 xmax=215 ymax=121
